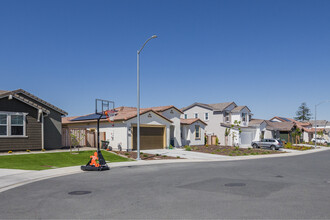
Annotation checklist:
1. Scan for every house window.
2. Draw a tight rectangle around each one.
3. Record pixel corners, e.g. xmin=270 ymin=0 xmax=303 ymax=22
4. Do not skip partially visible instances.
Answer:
xmin=195 ymin=125 xmax=200 ymax=139
xmin=224 ymin=112 xmax=230 ymax=122
xmin=0 ymin=112 xmax=26 ymax=137
xmin=0 ymin=114 xmax=7 ymax=135
xmin=242 ymin=113 xmax=247 ymax=122
xmin=204 ymin=112 xmax=209 ymax=121
xmin=194 ymin=113 xmax=198 ymax=119
xmin=184 ymin=114 xmax=187 ymax=119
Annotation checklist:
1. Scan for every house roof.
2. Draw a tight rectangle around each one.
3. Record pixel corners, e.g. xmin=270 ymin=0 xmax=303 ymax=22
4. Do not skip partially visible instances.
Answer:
xmin=310 ymin=120 xmax=328 ymax=127
xmin=0 ymin=89 xmax=67 ymax=115
xmin=181 ymin=102 xmax=236 ymax=112
xmin=63 ymin=105 xmax=177 ymax=124
xmin=270 ymin=116 xmax=311 ymax=129
xmin=180 ymin=118 xmax=207 ymax=125
xmin=231 ymin=105 xmax=251 ymax=113
xmin=249 ymin=119 xmax=266 ymax=126
xmin=265 ymin=121 xmax=295 ymax=131
xmin=143 ymin=105 xmax=184 ymax=114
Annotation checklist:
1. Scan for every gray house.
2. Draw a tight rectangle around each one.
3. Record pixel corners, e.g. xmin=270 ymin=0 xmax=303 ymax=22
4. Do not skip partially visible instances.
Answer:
xmin=0 ymin=89 xmax=67 ymax=151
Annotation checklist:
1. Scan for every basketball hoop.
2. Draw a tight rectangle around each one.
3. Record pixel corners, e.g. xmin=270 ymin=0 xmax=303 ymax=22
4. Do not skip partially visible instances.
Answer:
xmin=104 ymin=110 xmax=116 ymax=124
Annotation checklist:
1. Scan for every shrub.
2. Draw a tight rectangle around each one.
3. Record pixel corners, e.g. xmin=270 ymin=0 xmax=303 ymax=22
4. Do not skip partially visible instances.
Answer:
xmin=228 ymin=153 xmax=233 ymax=156
xmin=247 ymin=147 xmax=251 ymax=150
xmin=140 ymin=152 xmax=143 ymax=154
xmin=243 ymin=153 xmax=248 ymax=156
xmin=235 ymin=146 xmax=239 ymax=150
xmin=185 ymin=146 xmax=192 ymax=151
xmin=156 ymin=154 xmax=160 ymax=156
xmin=169 ymin=145 xmax=174 ymax=149
xmin=8 ymin=151 xmax=12 ymax=154
xmin=124 ymin=153 xmax=130 ymax=156
xmin=162 ymin=155 xmax=167 ymax=157
xmin=216 ymin=137 xmax=219 ymax=146
xmin=143 ymin=154 xmax=148 ymax=157
xmin=205 ymin=144 xmax=209 ymax=147
xmin=176 ymin=156 xmax=180 ymax=158
xmin=211 ymin=152 xmax=215 ymax=154
xmin=26 ymin=149 xmax=30 ymax=152
xmin=41 ymin=149 xmax=46 ymax=152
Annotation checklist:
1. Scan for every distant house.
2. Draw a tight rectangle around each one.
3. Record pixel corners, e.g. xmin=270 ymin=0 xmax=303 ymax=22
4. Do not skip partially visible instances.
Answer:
xmin=181 ymin=102 xmax=255 ymax=147
xmin=0 ymin=89 xmax=67 ymax=151
xmin=62 ymin=105 xmax=205 ymax=151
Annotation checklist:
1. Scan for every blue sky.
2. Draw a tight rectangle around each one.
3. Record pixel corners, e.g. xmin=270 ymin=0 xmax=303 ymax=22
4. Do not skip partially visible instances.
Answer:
xmin=0 ymin=0 xmax=329 ymax=120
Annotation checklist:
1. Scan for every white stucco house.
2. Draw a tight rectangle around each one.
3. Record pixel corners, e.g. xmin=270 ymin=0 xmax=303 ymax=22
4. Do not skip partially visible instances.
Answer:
xmin=181 ymin=102 xmax=257 ymax=147
xmin=62 ymin=105 xmax=205 ymax=151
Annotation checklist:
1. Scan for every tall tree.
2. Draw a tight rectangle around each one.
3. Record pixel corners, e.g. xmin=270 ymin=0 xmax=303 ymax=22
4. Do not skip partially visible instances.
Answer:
xmin=294 ymin=102 xmax=312 ymax=121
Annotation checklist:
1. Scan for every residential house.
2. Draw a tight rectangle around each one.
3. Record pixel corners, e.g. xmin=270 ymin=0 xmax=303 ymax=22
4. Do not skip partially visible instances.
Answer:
xmin=181 ymin=102 xmax=254 ymax=147
xmin=0 ymin=89 xmax=67 ymax=151
xmin=62 ymin=105 xmax=205 ymax=151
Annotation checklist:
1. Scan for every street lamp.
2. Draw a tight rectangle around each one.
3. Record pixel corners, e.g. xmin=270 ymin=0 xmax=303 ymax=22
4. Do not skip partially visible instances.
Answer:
xmin=314 ymin=100 xmax=330 ymax=148
xmin=137 ymin=35 xmax=157 ymax=160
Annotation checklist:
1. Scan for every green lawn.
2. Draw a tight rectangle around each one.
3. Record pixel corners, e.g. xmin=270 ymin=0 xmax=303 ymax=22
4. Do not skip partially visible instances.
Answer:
xmin=0 ymin=150 xmax=133 ymax=170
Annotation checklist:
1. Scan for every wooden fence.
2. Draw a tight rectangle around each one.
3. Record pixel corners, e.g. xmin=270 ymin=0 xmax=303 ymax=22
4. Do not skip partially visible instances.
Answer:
xmin=62 ymin=128 xmax=106 ymax=148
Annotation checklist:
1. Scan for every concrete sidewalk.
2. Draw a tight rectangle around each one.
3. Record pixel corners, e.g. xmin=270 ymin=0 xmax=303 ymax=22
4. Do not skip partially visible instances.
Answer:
xmin=1 ymin=146 xmax=330 ymax=193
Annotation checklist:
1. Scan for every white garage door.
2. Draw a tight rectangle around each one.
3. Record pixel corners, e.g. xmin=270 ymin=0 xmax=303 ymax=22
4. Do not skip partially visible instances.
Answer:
xmin=240 ymin=132 xmax=254 ymax=147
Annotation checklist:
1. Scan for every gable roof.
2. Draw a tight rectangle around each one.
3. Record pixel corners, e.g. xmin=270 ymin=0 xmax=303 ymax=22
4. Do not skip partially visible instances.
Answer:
xmin=63 ymin=105 xmax=176 ymax=124
xmin=231 ymin=105 xmax=251 ymax=113
xmin=310 ymin=120 xmax=328 ymax=127
xmin=249 ymin=119 xmax=266 ymax=126
xmin=181 ymin=102 xmax=236 ymax=112
xmin=143 ymin=105 xmax=184 ymax=114
xmin=180 ymin=118 xmax=207 ymax=125
xmin=265 ymin=120 xmax=295 ymax=131
xmin=0 ymin=89 xmax=67 ymax=115
xmin=270 ymin=116 xmax=311 ymax=129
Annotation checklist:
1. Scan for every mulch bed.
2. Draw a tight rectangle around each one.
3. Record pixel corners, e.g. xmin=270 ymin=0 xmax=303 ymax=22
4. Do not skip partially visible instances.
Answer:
xmin=285 ymin=145 xmax=313 ymax=151
xmin=113 ymin=151 xmax=182 ymax=160
xmin=189 ymin=145 xmax=284 ymax=156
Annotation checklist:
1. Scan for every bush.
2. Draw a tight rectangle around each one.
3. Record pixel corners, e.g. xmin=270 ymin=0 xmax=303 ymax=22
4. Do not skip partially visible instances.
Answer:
xmin=8 ymin=151 xmax=12 ymax=154
xmin=156 ymin=154 xmax=160 ymax=156
xmin=41 ymin=149 xmax=46 ymax=152
xmin=169 ymin=145 xmax=174 ymax=149
xmin=176 ymin=156 xmax=180 ymax=158
xmin=216 ymin=137 xmax=219 ymax=146
xmin=162 ymin=155 xmax=167 ymax=157
xmin=185 ymin=146 xmax=192 ymax=151
xmin=235 ymin=146 xmax=239 ymax=150
xmin=143 ymin=154 xmax=148 ymax=157
xmin=125 ymin=153 xmax=130 ymax=156
xmin=26 ymin=149 xmax=30 ymax=152
xmin=205 ymin=144 xmax=209 ymax=147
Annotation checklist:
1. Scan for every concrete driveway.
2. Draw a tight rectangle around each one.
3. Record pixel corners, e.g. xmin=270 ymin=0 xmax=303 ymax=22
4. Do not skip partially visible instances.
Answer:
xmin=142 ymin=148 xmax=229 ymax=160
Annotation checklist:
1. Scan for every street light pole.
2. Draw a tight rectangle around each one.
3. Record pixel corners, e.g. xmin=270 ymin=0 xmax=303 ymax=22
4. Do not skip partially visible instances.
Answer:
xmin=136 ymin=35 xmax=157 ymax=160
xmin=314 ymin=100 xmax=330 ymax=148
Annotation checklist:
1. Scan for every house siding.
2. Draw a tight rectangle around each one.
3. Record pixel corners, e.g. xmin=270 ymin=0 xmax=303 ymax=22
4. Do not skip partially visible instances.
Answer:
xmin=0 ymin=97 xmax=42 ymax=151
xmin=18 ymin=93 xmax=63 ymax=149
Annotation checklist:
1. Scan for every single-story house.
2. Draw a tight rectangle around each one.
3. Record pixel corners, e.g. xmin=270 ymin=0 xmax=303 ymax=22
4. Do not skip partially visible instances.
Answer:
xmin=62 ymin=105 xmax=205 ymax=151
xmin=0 ymin=89 xmax=68 ymax=151
xmin=180 ymin=118 xmax=207 ymax=146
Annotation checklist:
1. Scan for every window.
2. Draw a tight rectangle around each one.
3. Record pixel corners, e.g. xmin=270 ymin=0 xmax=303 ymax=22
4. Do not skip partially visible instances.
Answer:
xmin=0 ymin=112 xmax=26 ymax=137
xmin=194 ymin=113 xmax=198 ymax=119
xmin=184 ymin=114 xmax=187 ymax=119
xmin=0 ymin=114 xmax=7 ymax=135
xmin=224 ymin=112 xmax=230 ymax=122
xmin=242 ymin=113 xmax=247 ymax=122
xmin=195 ymin=125 xmax=200 ymax=139
xmin=204 ymin=112 xmax=209 ymax=121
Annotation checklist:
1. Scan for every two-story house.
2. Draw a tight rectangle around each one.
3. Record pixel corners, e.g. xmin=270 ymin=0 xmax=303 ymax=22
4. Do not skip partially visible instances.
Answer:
xmin=181 ymin=102 xmax=255 ymax=147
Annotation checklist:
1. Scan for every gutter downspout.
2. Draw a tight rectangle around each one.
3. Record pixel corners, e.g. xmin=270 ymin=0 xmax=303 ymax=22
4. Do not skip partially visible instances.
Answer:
xmin=41 ymin=113 xmax=44 ymax=150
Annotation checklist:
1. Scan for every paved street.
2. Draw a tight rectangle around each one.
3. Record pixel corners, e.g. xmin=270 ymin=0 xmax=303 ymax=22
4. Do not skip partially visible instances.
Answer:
xmin=1 ymin=150 xmax=330 ymax=219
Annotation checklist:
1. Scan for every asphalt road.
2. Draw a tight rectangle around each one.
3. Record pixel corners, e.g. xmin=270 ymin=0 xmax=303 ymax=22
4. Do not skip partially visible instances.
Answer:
xmin=1 ymin=151 xmax=330 ymax=219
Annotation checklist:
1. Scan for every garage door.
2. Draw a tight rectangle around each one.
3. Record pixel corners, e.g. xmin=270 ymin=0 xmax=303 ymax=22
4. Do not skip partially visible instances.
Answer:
xmin=132 ymin=127 xmax=164 ymax=150
xmin=240 ymin=131 xmax=254 ymax=146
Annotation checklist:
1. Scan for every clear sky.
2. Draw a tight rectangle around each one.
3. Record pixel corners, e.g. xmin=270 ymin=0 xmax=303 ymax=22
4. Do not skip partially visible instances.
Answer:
xmin=1 ymin=0 xmax=329 ymax=120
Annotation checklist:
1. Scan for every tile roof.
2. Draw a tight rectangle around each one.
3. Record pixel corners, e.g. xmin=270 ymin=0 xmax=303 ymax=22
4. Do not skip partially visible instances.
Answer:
xmin=248 ymin=119 xmax=265 ymax=126
xmin=270 ymin=116 xmax=311 ymax=129
xmin=62 ymin=105 xmax=178 ymax=124
xmin=0 ymin=90 xmax=8 ymax=95
xmin=181 ymin=102 xmax=236 ymax=112
xmin=180 ymin=118 xmax=207 ymax=125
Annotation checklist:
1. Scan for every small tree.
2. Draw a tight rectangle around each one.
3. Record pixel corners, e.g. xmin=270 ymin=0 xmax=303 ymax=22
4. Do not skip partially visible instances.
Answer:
xmin=291 ymin=128 xmax=302 ymax=144
xmin=225 ymin=128 xmax=230 ymax=146
xmin=70 ymin=130 xmax=85 ymax=154
xmin=317 ymin=130 xmax=324 ymax=138
xmin=294 ymin=102 xmax=312 ymax=121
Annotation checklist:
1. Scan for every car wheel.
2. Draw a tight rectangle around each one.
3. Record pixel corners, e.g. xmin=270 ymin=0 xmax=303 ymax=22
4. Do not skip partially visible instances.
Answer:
xmin=270 ymin=145 xmax=276 ymax=151
xmin=252 ymin=144 xmax=258 ymax=149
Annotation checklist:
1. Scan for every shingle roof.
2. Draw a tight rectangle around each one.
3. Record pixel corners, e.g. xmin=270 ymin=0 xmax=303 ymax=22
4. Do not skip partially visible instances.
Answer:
xmin=181 ymin=102 xmax=236 ymax=112
xmin=270 ymin=116 xmax=311 ymax=129
xmin=180 ymin=118 xmax=207 ymax=125
xmin=266 ymin=120 xmax=295 ymax=131
xmin=249 ymin=119 xmax=265 ymax=126
xmin=0 ymin=89 xmax=67 ymax=115
xmin=231 ymin=105 xmax=251 ymax=113
xmin=310 ymin=120 xmax=328 ymax=127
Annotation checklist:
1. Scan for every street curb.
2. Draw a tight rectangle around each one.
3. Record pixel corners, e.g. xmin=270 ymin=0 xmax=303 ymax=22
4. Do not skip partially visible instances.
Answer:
xmin=0 ymin=147 xmax=329 ymax=193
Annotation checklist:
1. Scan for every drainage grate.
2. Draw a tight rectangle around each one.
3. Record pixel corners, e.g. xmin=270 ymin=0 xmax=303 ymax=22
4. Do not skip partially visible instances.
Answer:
xmin=224 ymin=183 xmax=246 ymax=187
xmin=68 ymin=191 xmax=91 ymax=195
xmin=275 ymin=175 xmax=284 ymax=178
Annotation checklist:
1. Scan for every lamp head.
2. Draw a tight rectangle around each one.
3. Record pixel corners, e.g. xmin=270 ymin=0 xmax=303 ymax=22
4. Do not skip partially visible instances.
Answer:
xmin=151 ymin=35 xmax=157 ymax=39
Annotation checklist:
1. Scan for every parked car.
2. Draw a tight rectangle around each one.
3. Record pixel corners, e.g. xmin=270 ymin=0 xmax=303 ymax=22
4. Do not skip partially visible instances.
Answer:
xmin=311 ymin=138 xmax=328 ymax=145
xmin=251 ymin=139 xmax=283 ymax=150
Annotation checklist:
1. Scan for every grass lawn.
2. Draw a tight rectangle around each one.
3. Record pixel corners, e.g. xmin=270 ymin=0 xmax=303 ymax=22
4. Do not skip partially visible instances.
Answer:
xmin=0 ymin=150 xmax=133 ymax=170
